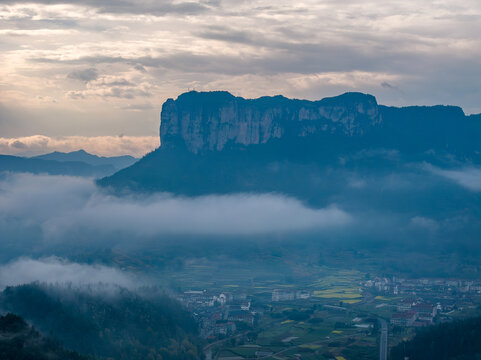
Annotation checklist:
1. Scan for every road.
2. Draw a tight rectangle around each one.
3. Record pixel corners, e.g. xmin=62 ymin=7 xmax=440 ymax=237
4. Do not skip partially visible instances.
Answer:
xmin=203 ymin=331 xmax=248 ymax=360
xmin=379 ymin=318 xmax=388 ymax=360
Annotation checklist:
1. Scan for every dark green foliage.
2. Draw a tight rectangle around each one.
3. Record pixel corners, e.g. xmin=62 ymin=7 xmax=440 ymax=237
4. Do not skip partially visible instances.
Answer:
xmin=282 ymin=309 xmax=311 ymax=321
xmin=391 ymin=316 xmax=481 ymax=360
xmin=0 ymin=313 xmax=90 ymax=360
xmin=0 ymin=284 xmax=202 ymax=360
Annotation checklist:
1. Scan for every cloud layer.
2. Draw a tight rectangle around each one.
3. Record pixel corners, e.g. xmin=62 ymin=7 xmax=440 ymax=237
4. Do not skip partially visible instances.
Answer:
xmin=0 ymin=257 xmax=137 ymax=290
xmin=0 ymin=0 xmax=480 ymax=139
xmin=0 ymin=173 xmax=351 ymax=243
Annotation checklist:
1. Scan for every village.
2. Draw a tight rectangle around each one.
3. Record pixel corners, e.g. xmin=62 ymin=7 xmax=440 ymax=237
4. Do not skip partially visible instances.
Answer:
xmin=173 ymin=272 xmax=481 ymax=359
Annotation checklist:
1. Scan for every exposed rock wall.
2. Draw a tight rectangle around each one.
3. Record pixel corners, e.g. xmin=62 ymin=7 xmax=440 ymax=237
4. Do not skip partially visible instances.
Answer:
xmin=160 ymin=91 xmax=382 ymax=153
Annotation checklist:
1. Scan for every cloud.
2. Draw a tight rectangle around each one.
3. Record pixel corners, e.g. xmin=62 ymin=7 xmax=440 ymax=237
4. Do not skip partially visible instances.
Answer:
xmin=426 ymin=165 xmax=481 ymax=191
xmin=410 ymin=216 xmax=439 ymax=232
xmin=0 ymin=257 xmax=137 ymax=290
xmin=67 ymin=67 xmax=98 ymax=82
xmin=0 ymin=135 xmax=159 ymax=157
xmin=0 ymin=173 xmax=352 ymax=242
xmin=0 ymin=0 xmax=212 ymax=16
xmin=1 ymin=0 xmax=481 ymax=140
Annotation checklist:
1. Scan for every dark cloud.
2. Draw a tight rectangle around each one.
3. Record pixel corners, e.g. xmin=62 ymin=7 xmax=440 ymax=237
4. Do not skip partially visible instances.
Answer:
xmin=133 ymin=64 xmax=147 ymax=73
xmin=0 ymin=0 xmax=211 ymax=15
xmin=11 ymin=140 xmax=27 ymax=149
xmin=67 ymin=68 xmax=98 ymax=82
xmin=97 ymin=79 xmax=135 ymax=87
xmin=381 ymin=81 xmax=395 ymax=89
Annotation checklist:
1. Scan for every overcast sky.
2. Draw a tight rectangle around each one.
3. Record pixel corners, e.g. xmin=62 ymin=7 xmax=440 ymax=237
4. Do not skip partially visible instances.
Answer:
xmin=0 ymin=0 xmax=480 ymax=155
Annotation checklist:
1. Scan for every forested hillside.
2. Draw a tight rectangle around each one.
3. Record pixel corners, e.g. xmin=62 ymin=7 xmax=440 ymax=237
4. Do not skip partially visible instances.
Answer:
xmin=0 ymin=284 xmax=202 ymax=360
xmin=391 ymin=316 xmax=481 ymax=360
xmin=0 ymin=312 xmax=90 ymax=360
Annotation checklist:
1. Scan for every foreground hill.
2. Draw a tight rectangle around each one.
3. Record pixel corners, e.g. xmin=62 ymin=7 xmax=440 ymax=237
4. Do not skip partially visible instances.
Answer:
xmin=0 ymin=150 xmax=137 ymax=177
xmin=391 ymin=316 xmax=481 ymax=359
xmin=99 ymin=91 xmax=481 ymax=197
xmin=33 ymin=150 xmax=137 ymax=171
xmin=0 ymin=283 xmax=202 ymax=360
xmin=0 ymin=154 xmax=115 ymax=177
xmin=0 ymin=313 xmax=89 ymax=360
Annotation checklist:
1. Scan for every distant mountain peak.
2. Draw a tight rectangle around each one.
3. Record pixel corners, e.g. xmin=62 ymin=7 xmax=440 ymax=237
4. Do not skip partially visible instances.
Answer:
xmin=32 ymin=149 xmax=138 ymax=172
xmin=70 ymin=149 xmax=89 ymax=155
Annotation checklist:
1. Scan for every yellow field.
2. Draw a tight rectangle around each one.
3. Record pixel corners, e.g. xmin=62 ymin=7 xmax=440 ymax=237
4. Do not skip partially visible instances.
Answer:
xmin=375 ymin=295 xmax=401 ymax=301
xmin=342 ymin=299 xmax=362 ymax=304
xmin=314 ymin=291 xmax=362 ymax=299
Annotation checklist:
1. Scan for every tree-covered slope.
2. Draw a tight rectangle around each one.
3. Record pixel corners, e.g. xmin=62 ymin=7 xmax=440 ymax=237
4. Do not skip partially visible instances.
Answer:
xmin=0 ymin=313 xmax=90 ymax=360
xmin=391 ymin=316 xmax=481 ymax=360
xmin=0 ymin=284 xmax=202 ymax=360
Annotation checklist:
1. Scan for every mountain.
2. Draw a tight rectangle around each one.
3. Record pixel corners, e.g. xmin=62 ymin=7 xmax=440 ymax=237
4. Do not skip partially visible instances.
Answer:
xmin=33 ymin=150 xmax=137 ymax=171
xmin=0 ymin=283 xmax=201 ymax=360
xmin=0 ymin=313 xmax=90 ymax=360
xmin=99 ymin=91 xmax=481 ymax=197
xmin=0 ymin=155 xmax=116 ymax=177
xmin=160 ymin=91 xmax=381 ymax=153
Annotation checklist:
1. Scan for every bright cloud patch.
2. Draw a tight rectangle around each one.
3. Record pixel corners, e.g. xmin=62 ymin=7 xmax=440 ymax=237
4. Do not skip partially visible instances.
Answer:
xmin=427 ymin=165 xmax=481 ymax=192
xmin=0 ymin=173 xmax=352 ymax=239
xmin=0 ymin=257 xmax=137 ymax=290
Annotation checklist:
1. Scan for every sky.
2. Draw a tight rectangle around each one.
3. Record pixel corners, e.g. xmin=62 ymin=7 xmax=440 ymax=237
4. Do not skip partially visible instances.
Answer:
xmin=0 ymin=0 xmax=480 ymax=156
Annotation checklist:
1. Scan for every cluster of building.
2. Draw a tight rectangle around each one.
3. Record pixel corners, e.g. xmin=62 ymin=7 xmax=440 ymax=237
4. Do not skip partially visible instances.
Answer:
xmin=362 ymin=276 xmax=481 ymax=327
xmin=271 ymin=289 xmax=311 ymax=302
xmin=363 ymin=277 xmax=481 ymax=296
xmin=176 ymin=290 xmax=259 ymax=338
xmin=390 ymin=301 xmax=438 ymax=327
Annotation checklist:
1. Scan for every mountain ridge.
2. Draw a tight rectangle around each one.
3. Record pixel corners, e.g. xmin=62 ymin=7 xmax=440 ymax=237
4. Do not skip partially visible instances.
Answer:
xmin=33 ymin=150 xmax=137 ymax=170
xmin=161 ymin=91 xmax=382 ymax=153
xmin=0 ymin=155 xmax=116 ymax=177
xmin=99 ymin=90 xmax=481 ymax=196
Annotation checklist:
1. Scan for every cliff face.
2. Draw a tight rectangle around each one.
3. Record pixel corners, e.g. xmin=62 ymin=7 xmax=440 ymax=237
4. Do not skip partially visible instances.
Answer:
xmin=100 ymin=90 xmax=481 ymax=195
xmin=160 ymin=91 xmax=382 ymax=153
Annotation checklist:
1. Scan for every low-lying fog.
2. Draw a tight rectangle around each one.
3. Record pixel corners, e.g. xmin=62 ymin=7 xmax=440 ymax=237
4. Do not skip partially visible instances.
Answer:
xmin=0 ymin=163 xmax=480 ymax=287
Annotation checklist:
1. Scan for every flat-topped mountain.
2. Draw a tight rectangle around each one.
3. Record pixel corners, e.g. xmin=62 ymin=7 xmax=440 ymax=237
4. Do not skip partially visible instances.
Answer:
xmin=99 ymin=91 xmax=481 ymax=197
xmin=161 ymin=91 xmax=381 ymax=153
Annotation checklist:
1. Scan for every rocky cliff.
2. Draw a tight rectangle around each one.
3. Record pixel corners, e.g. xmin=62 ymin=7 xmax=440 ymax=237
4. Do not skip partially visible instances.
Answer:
xmin=99 ymin=91 xmax=480 ymax=196
xmin=160 ymin=91 xmax=382 ymax=153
